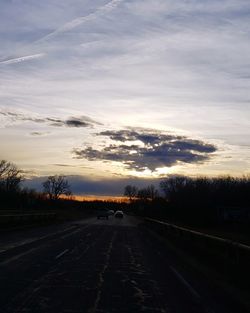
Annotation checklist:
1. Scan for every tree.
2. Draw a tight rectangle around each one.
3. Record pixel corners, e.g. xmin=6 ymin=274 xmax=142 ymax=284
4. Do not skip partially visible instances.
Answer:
xmin=146 ymin=184 xmax=159 ymax=200
xmin=124 ymin=185 xmax=138 ymax=202
xmin=137 ymin=188 xmax=150 ymax=201
xmin=42 ymin=175 xmax=71 ymax=200
xmin=160 ymin=175 xmax=189 ymax=200
xmin=0 ymin=160 xmax=23 ymax=192
xmin=137 ymin=185 xmax=159 ymax=202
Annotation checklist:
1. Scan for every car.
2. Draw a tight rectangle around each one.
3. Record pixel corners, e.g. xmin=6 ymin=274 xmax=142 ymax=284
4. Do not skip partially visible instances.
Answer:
xmin=114 ymin=210 xmax=124 ymax=218
xmin=97 ymin=210 xmax=109 ymax=219
xmin=108 ymin=210 xmax=114 ymax=215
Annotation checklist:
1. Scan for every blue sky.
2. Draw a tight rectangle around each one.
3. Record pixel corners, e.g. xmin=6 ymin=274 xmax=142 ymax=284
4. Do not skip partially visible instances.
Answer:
xmin=0 ymin=0 xmax=250 ymax=195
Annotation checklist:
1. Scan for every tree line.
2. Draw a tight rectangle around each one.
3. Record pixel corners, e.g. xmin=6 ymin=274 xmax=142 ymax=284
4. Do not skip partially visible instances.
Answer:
xmin=124 ymin=184 xmax=159 ymax=202
xmin=0 ymin=160 xmax=72 ymax=210
xmin=124 ymin=175 xmax=250 ymax=225
xmin=1 ymin=159 xmax=250 ymax=227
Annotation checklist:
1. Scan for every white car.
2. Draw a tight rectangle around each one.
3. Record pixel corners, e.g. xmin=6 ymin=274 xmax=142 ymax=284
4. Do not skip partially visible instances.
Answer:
xmin=114 ymin=210 xmax=124 ymax=218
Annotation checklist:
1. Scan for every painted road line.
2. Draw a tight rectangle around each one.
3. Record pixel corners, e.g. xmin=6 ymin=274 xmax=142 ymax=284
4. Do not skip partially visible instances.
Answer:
xmin=0 ymin=226 xmax=77 ymax=256
xmin=60 ymin=224 xmax=92 ymax=239
xmin=60 ymin=230 xmax=82 ymax=239
xmin=55 ymin=249 xmax=69 ymax=260
xmin=0 ymin=247 xmax=41 ymax=266
xmin=170 ymin=266 xmax=201 ymax=299
xmin=169 ymin=266 xmax=216 ymax=313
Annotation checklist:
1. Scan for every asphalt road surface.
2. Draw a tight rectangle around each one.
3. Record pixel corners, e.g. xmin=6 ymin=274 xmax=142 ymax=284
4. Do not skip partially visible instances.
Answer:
xmin=0 ymin=215 xmax=246 ymax=313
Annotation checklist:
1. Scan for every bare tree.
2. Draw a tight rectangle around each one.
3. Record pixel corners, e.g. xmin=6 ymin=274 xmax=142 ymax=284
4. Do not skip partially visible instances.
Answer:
xmin=137 ymin=188 xmax=150 ymax=201
xmin=42 ymin=175 xmax=71 ymax=200
xmin=146 ymin=184 xmax=159 ymax=200
xmin=160 ymin=175 xmax=189 ymax=200
xmin=0 ymin=160 xmax=23 ymax=192
xmin=136 ymin=185 xmax=158 ymax=201
xmin=124 ymin=185 xmax=138 ymax=202
xmin=0 ymin=160 xmax=9 ymax=178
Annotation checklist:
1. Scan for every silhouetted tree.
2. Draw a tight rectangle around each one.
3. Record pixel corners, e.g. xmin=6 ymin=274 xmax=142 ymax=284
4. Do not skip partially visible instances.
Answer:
xmin=42 ymin=175 xmax=71 ymax=200
xmin=159 ymin=175 xmax=250 ymax=225
xmin=146 ymin=184 xmax=159 ymax=200
xmin=137 ymin=188 xmax=150 ymax=201
xmin=124 ymin=185 xmax=138 ymax=201
xmin=160 ymin=175 xmax=190 ymax=202
xmin=0 ymin=160 xmax=23 ymax=192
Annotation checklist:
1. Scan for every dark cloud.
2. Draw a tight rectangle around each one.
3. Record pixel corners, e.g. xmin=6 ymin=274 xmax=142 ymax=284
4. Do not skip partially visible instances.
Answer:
xmin=53 ymin=164 xmax=75 ymax=167
xmin=99 ymin=130 xmax=179 ymax=145
xmin=66 ymin=118 xmax=92 ymax=128
xmin=0 ymin=110 xmax=101 ymax=128
xmin=23 ymin=175 xmax=159 ymax=196
xmin=52 ymin=163 xmax=92 ymax=169
xmin=45 ymin=117 xmax=65 ymax=127
xmin=74 ymin=129 xmax=217 ymax=172
xmin=30 ymin=131 xmax=50 ymax=136
xmin=1 ymin=111 xmax=45 ymax=123
xmin=30 ymin=132 xmax=44 ymax=136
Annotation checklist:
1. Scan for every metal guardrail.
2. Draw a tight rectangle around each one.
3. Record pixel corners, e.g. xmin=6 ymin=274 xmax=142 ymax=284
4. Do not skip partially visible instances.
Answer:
xmin=145 ymin=217 xmax=250 ymax=249
xmin=144 ymin=218 xmax=250 ymax=268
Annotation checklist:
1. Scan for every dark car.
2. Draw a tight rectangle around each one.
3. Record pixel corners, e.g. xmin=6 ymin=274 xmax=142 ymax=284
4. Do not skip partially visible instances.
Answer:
xmin=97 ymin=210 xmax=109 ymax=220
xmin=114 ymin=210 xmax=124 ymax=218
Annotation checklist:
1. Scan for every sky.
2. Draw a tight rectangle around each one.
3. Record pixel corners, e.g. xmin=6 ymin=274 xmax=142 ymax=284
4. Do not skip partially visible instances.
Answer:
xmin=0 ymin=0 xmax=250 ymax=196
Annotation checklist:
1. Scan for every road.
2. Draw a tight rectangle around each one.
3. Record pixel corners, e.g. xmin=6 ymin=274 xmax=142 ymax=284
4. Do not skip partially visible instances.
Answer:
xmin=0 ymin=215 xmax=246 ymax=313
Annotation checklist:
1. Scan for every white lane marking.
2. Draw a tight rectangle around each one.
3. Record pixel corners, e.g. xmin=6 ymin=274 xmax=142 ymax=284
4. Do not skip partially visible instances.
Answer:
xmin=89 ymin=232 xmax=116 ymax=313
xmin=60 ymin=228 xmax=83 ymax=239
xmin=170 ymin=266 xmax=201 ymax=300
xmin=0 ymin=247 xmax=40 ymax=266
xmin=55 ymin=249 xmax=69 ymax=260
xmin=0 ymin=226 xmax=85 ymax=264
xmin=169 ymin=266 xmax=216 ymax=313
xmin=1 ymin=221 xmax=100 ymax=266
xmin=0 ymin=226 xmax=78 ymax=255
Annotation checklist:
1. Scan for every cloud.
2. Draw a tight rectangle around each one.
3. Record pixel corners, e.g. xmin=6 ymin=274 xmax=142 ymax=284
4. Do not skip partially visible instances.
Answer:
xmin=53 ymin=164 xmax=76 ymax=167
xmin=23 ymin=174 xmax=160 ymax=196
xmin=0 ymin=53 xmax=45 ymax=65
xmin=66 ymin=116 xmax=102 ymax=127
xmin=0 ymin=110 xmax=101 ymax=128
xmin=35 ymin=0 xmax=124 ymax=43
xmin=74 ymin=129 xmax=217 ymax=172
xmin=99 ymin=129 xmax=183 ymax=145
xmin=30 ymin=131 xmax=50 ymax=136
xmin=0 ymin=0 xmax=249 ymax=178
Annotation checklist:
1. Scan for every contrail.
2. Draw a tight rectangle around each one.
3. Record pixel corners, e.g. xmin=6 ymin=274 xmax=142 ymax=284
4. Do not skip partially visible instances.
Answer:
xmin=0 ymin=0 xmax=123 ymax=66
xmin=36 ymin=0 xmax=123 ymax=43
xmin=0 ymin=53 xmax=45 ymax=65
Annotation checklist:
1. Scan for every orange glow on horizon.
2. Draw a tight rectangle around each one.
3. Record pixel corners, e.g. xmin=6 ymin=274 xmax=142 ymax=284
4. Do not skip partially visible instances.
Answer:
xmin=61 ymin=194 xmax=129 ymax=202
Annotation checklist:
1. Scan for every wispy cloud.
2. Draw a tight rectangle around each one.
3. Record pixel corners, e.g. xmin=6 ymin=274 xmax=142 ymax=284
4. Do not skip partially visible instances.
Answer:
xmin=0 ymin=0 xmax=249 ymax=179
xmin=74 ymin=129 xmax=217 ymax=172
xmin=36 ymin=0 xmax=124 ymax=44
xmin=0 ymin=53 xmax=45 ymax=65
xmin=0 ymin=110 xmax=101 ymax=128
xmin=30 ymin=131 xmax=50 ymax=137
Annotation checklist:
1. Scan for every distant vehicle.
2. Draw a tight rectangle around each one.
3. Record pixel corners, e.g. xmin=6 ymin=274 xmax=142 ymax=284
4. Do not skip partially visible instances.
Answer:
xmin=97 ymin=210 xmax=109 ymax=220
xmin=114 ymin=210 xmax=124 ymax=218
xmin=108 ymin=210 xmax=115 ymax=215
